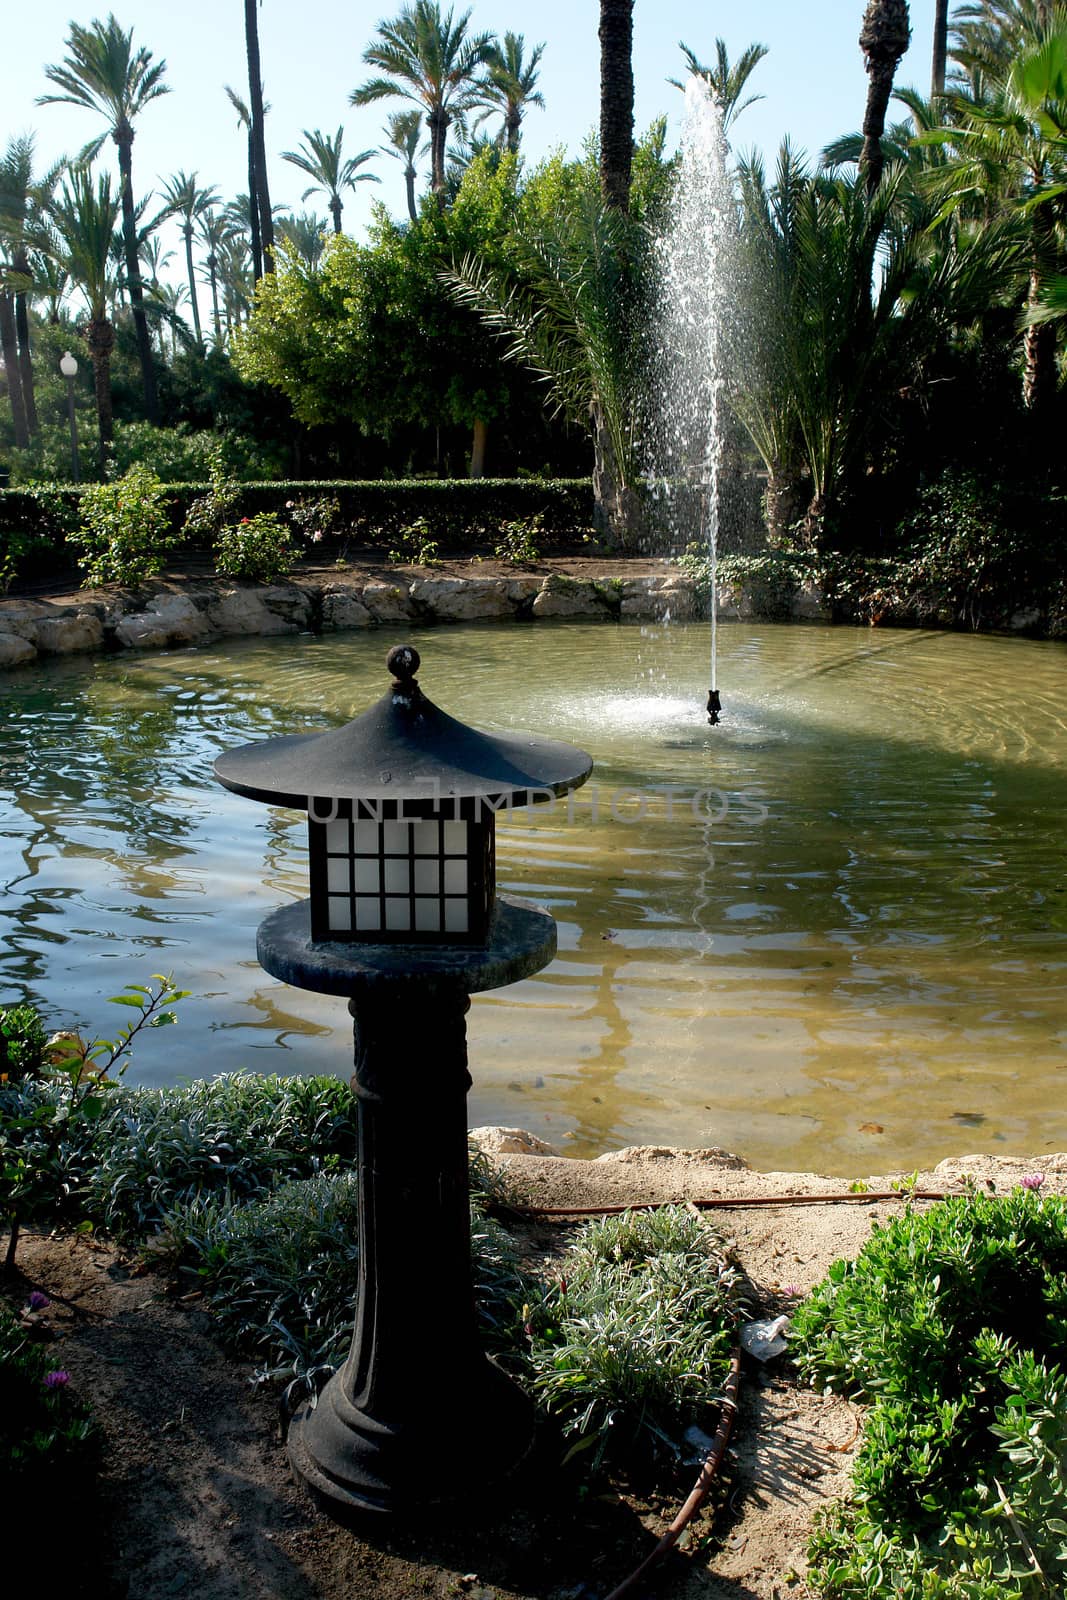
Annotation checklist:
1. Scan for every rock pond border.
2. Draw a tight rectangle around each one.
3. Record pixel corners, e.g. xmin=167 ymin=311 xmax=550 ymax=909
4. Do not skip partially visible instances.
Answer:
xmin=0 ymin=568 xmax=809 ymax=671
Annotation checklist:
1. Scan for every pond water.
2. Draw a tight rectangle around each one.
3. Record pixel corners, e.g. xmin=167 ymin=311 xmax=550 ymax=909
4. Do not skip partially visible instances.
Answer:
xmin=1 ymin=619 xmax=1065 ymax=1175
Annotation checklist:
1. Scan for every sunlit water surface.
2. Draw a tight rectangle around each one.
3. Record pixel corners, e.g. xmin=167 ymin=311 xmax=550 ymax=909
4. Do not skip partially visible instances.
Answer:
xmin=2 ymin=620 xmax=1065 ymax=1175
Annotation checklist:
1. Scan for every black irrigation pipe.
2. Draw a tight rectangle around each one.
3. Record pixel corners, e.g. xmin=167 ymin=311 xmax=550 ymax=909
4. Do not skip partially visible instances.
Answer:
xmin=499 ymin=1189 xmax=957 ymax=1220
xmin=601 ymin=1347 xmax=742 ymax=1600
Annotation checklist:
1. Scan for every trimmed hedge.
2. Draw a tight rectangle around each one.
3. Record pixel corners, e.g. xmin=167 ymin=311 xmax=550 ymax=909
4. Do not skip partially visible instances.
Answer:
xmin=0 ymin=477 xmax=596 ymax=588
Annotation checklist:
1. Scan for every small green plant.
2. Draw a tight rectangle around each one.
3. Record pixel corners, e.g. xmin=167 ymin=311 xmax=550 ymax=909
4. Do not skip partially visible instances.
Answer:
xmin=493 ymin=515 xmax=542 ymax=565
xmin=70 ymin=464 xmax=175 ymax=585
xmin=527 ymin=1207 xmax=743 ymax=1470
xmin=388 ymin=519 xmax=441 ymax=566
xmin=215 ymin=510 xmax=296 ymax=581
xmin=0 ymin=976 xmax=188 ymax=1272
xmin=0 ymin=1299 xmax=97 ymax=1496
xmin=0 ymin=1003 xmax=47 ymax=1083
xmin=793 ymin=1190 xmax=1067 ymax=1597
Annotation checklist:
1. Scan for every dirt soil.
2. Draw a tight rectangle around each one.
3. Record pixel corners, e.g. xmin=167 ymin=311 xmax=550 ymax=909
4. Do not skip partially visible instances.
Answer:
xmin=8 ymin=1146 xmax=1065 ymax=1600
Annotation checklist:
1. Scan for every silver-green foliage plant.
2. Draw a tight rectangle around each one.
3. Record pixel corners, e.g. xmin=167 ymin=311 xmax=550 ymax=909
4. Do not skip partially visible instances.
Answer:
xmin=792 ymin=1190 xmax=1067 ymax=1598
xmin=214 ymin=510 xmax=296 ymax=581
xmin=527 ymin=1206 xmax=743 ymax=1468
xmin=71 ymin=464 xmax=176 ymax=585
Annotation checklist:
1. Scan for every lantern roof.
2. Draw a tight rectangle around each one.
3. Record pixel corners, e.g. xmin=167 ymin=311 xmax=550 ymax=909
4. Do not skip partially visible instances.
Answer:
xmin=214 ymin=644 xmax=593 ymax=813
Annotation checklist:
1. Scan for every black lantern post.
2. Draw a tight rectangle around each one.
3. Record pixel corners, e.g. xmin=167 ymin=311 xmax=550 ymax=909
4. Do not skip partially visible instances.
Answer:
xmin=215 ymin=645 xmax=592 ymax=1516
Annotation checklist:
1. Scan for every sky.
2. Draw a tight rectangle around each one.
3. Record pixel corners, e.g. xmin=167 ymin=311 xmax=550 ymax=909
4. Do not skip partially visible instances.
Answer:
xmin=4 ymin=1 xmax=940 ymax=291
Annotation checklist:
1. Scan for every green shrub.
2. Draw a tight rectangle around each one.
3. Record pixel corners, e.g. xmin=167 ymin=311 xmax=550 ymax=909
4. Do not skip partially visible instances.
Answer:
xmin=286 ymin=494 xmax=341 ymax=543
xmin=110 ymin=422 xmax=283 ymax=483
xmin=493 ymin=514 xmax=542 ymax=565
xmin=215 ymin=510 xmax=296 ymax=581
xmin=388 ymin=519 xmax=441 ymax=566
xmin=156 ymin=1173 xmax=524 ymax=1382
xmin=71 ymin=464 xmax=176 ymax=585
xmin=0 ymin=1300 xmax=96 ymax=1494
xmin=527 ymin=1207 xmax=742 ymax=1469
xmin=0 ymin=1003 xmax=47 ymax=1083
xmin=88 ymin=1072 xmax=358 ymax=1237
xmin=793 ymin=1190 xmax=1067 ymax=1598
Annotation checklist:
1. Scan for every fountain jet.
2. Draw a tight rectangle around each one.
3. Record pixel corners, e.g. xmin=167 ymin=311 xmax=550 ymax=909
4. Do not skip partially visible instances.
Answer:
xmin=645 ymin=78 xmax=738 ymax=727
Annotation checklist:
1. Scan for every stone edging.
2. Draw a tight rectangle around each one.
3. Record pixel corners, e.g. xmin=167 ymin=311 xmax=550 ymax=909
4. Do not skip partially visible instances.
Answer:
xmin=0 ymin=569 xmax=839 ymax=672
xmin=0 ymin=570 xmax=668 ymax=670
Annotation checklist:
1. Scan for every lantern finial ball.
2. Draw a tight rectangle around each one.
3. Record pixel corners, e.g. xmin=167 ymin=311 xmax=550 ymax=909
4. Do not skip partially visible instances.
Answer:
xmin=386 ymin=644 xmax=420 ymax=685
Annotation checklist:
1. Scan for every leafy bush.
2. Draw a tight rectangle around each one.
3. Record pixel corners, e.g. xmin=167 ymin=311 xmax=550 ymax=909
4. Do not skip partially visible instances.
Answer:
xmin=0 ymin=1299 xmax=96 ymax=1494
xmin=156 ymin=1173 xmax=524 ymax=1382
xmin=793 ymin=1190 xmax=1067 ymax=1598
xmin=286 ymin=494 xmax=341 ymax=543
xmin=527 ymin=1207 xmax=742 ymax=1469
xmin=0 ymin=1004 xmax=47 ymax=1083
xmin=494 ymin=514 xmax=542 ymax=564
xmin=88 ymin=1072 xmax=358 ymax=1237
xmin=71 ymin=464 xmax=176 ymax=585
xmin=215 ymin=510 xmax=296 ymax=581
xmin=388 ymin=519 xmax=441 ymax=566
xmin=110 ymin=422 xmax=283 ymax=483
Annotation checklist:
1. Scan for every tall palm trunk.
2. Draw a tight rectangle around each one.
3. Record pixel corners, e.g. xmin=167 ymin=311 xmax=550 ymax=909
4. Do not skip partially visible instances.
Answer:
xmin=931 ymin=0 xmax=949 ymax=96
xmin=247 ymin=126 xmax=264 ymax=280
xmin=404 ymin=161 xmax=418 ymax=223
xmin=330 ymin=197 xmax=343 ymax=234
xmin=599 ymin=0 xmax=634 ymax=213
xmin=207 ymin=257 xmax=222 ymax=344
xmin=12 ymin=248 xmax=38 ymax=437
xmin=245 ymin=0 xmax=275 ymax=272
xmin=1024 ymin=266 xmax=1058 ymax=415
xmin=428 ymin=108 xmax=449 ymax=209
xmin=87 ymin=316 xmax=114 ymax=469
xmin=505 ymin=109 xmax=521 ymax=154
xmin=182 ymin=222 xmax=204 ymax=348
xmin=0 ymin=290 xmax=30 ymax=448
xmin=859 ymin=1 xmax=911 ymax=196
xmin=114 ymin=124 xmax=158 ymax=420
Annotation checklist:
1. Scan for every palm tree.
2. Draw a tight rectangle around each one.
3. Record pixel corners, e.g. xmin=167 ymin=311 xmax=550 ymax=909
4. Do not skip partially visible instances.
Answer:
xmin=274 ymin=211 xmax=330 ymax=270
xmin=46 ymin=165 xmax=122 ymax=467
xmin=668 ymin=39 xmax=769 ymax=131
xmin=224 ymin=85 xmax=269 ymax=280
xmin=922 ymin=21 xmax=1067 ymax=414
xmin=145 ymin=277 xmax=190 ymax=357
xmin=477 ymin=33 xmax=545 ymax=153
xmin=39 ymin=14 xmax=169 ymax=421
xmin=351 ymin=1 xmax=496 ymax=209
xmin=242 ymin=0 xmax=275 ymax=272
xmin=859 ymin=0 xmax=913 ymax=193
xmin=197 ymin=208 xmax=238 ymax=345
xmin=159 ymin=171 xmax=219 ymax=350
xmin=599 ymin=0 xmax=634 ymax=212
xmin=381 ymin=110 xmax=424 ymax=222
xmin=281 ymin=126 xmax=380 ymax=234
xmin=217 ymin=233 xmax=253 ymax=334
xmin=0 ymin=134 xmax=58 ymax=444
xmin=447 ymin=188 xmax=647 ymax=532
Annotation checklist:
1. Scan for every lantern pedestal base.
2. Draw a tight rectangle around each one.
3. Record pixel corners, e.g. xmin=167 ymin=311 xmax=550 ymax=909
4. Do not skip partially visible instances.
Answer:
xmin=259 ymin=893 xmax=556 ymax=1520
xmin=287 ymin=1353 xmax=535 ymax=1518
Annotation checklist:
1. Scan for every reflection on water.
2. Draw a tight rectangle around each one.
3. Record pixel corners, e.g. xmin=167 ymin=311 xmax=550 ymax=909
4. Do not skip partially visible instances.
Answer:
xmin=1 ymin=621 xmax=1066 ymax=1175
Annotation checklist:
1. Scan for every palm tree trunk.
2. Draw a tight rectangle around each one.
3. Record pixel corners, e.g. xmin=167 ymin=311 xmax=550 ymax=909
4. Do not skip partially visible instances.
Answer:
xmin=469 ymin=417 xmax=488 ymax=478
xmin=764 ymin=462 xmax=807 ymax=546
xmin=599 ymin=0 xmax=634 ymax=213
xmin=0 ymin=291 xmax=29 ymax=448
xmin=1023 ymin=267 xmax=1057 ymax=414
xmin=245 ymin=0 xmax=275 ymax=272
xmin=931 ymin=0 xmax=949 ymax=95
xmin=330 ymin=198 xmax=343 ymax=234
xmin=859 ymin=2 xmax=911 ymax=197
xmin=404 ymin=163 xmax=418 ymax=224
xmin=183 ymin=223 xmax=204 ymax=349
xmin=87 ymin=316 xmax=114 ymax=470
xmin=428 ymin=108 xmax=449 ymax=209
xmin=592 ymin=402 xmax=643 ymax=545
xmin=248 ymin=128 xmax=264 ymax=280
xmin=208 ymin=262 xmax=222 ymax=345
xmin=114 ymin=128 xmax=159 ymax=422
xmin=13 ymin=253 xmax=38 ymax=437
xmin=506 ymin=110 xmax=521 ymax=154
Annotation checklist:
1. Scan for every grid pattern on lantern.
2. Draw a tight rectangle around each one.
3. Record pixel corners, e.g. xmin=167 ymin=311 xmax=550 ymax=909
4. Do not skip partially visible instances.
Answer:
xmin=322 ymin=817 xmax=470 ymax=936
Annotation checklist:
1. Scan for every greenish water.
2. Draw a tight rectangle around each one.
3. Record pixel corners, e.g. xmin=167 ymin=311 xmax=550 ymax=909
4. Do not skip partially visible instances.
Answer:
xmin=1 ymin=620 xmax=1065 ymax=1174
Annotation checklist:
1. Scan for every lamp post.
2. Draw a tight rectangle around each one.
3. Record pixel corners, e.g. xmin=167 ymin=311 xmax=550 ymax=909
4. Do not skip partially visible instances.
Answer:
xmin=59 ymin=351 xmax=80 ymax=484
xmin=215 ymin=644 xmax=592 ymax=1517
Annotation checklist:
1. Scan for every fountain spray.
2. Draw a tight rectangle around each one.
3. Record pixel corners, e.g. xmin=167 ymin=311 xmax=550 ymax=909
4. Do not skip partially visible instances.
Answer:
xmin=646 ymin=78 xmax=736 ymax=728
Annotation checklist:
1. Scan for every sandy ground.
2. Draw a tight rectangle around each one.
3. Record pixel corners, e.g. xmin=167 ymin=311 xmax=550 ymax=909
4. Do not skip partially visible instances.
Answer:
xmin=8 ymin=1144 xmax=1066 ymax=1600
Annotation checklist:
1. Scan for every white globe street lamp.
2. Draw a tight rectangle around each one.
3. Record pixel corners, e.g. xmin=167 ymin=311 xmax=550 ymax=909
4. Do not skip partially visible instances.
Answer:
xmin=59 ymin=351 xmax=80 ymax=484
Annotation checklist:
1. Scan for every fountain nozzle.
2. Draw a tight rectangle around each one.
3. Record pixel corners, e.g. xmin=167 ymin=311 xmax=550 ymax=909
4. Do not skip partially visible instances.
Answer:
xmin=706 ymin=689 xmax=722 ymax=726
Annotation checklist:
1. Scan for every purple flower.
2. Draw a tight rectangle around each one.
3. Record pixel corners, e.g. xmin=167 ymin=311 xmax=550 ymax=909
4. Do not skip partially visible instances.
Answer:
xmin=26 ymin=1291 xmax=50 ymax=1312
xmin=781 ymin=1283 xmax=803 ymax=1299
xmin=1020 ymin=1173 xmax=1046 ymax=1191
xmin=43 ymin=1370 xmax=70 ymax=1389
